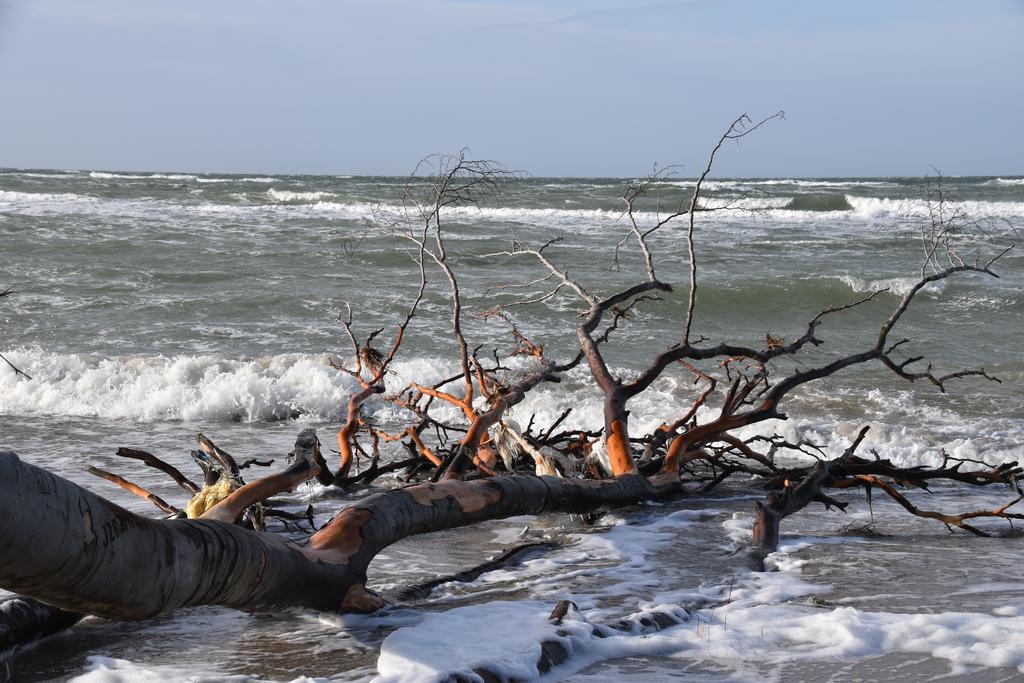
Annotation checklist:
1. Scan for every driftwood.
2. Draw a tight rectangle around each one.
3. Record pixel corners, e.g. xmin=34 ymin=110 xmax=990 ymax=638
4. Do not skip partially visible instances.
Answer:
xmin=0 ymin=449 xmax=684 ymax=619
xmin=1 ymin=126 xmax=1019 ymax=671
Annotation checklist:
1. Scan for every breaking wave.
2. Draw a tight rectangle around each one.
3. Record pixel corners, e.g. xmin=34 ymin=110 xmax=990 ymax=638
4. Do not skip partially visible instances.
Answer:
xmin=90 ymin=171 xmax=198 ymax=181
xmin=88 ymin=172 xmax=279 ymax=184
xmin=2 ymin=348 xmax=1016 ymax=472
xmin=829 ymin=274 xmax=948 ymax=297
xmin=0 ymin=170 xmax=82 ymax=179
xmin=671 ymin=179 xmax=898 ymax=190
xmin=195 ymin=176 xmax=278 ymax=184
xmin=266 ymin=188 xmax=335 ymax=202
xmin=5 ymin=184 xmax=1023 ymax=229
xmin=0 ymin=189 xmax=95 ymax=204
xmin=0 ymin=350 xmax=356 ymax=422
xmin=846 ymin=195 xmax=1024 ymax=220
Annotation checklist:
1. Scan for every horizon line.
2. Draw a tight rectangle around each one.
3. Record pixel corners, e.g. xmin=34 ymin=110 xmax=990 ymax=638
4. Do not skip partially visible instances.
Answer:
xmin=2 ymin=165 xmax=1022 ymax=182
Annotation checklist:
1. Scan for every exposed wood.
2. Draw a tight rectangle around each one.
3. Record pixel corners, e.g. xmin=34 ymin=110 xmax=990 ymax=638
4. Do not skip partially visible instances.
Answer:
xmin=114 ymin=447 xmax=200 ymax=495
xmin=0 ymin=142 xmax=1018 ymax=670
xmin=195 ymin=433 xmax=240 ymax=478
xmin=86 ymin=466 xmax=180 ymax=516
xmin=336 ymin=385 xmax=384 ymax=478
xmin=0 ymin=451 xmax=683 ymax=621
xmin=201 ymin=430 xmax=321 ymax=524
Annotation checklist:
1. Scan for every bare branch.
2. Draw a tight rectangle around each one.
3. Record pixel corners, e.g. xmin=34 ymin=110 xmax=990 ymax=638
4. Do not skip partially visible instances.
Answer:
xmin=87 ymin=466 xmax=180 ymax=516
xmin=682 ymin=111 xmax=785 ymax=345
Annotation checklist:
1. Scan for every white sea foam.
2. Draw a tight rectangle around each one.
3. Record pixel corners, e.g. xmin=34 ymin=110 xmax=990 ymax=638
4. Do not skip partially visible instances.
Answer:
xmin=0 ymin=170 xmax=82 ymax=179
xmin=196 ymin=176 xmax=278 ymax=183
xmin=69 ymin=656 xmax=254 ymax=682
xmin=670 ymin=179 xmax=897 ymax=190
xmin=89 ymin=171 xmax=199 ymax=181
xmin=1 ymin=347 xmax=1017 ymax=472
xmin=4 ymin=183 xmax=1022 ymax=233
xmin=830 ymin=273 xmax=947 ymax=297
xmin=846 ymin=195 xmax=1024 ymax=220
xmin=0 ymin=189 xmax=96 ymax=204
xmin=791 ymin=179 xmax=896 ymax=188
xmin=375 ymin=514 xmax=1024 ymax=681
xmin=328 ymin=195 xmax=1024 ymax=227
xmin=90 ymin=172 xmax=278 ymax=183
xmin=375 ymin=601 xmax=567 ymax=682
xmin=986 ymin=177 xmax=1024 ymax=186
xmin=303 ymin=201 xmax=629 ymax=230
xmin=54 ymin=480 xmax=1024 ymax=681
xmin=376 ymin=508 xmax=715 ymax=681
xmin=0 ymin=349 xmax=358 ymax=422
xmin=0 ymin=348 xmax=495 ymax=425
xmin=267 ymin=189 xmax=335 ymax=202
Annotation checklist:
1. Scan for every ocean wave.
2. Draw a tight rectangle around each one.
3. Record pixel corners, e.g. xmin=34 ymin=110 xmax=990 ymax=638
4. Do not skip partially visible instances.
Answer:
xmin=670 ymin=179 xmax=898 ymax=190
xmin=791 ymin=179 xmax=896 ymax=188
xmin=0 ymin=170 xmax=82 ymax=179
xmin=0 ymin=189 xmax=95 ymax=204
xmin=89 ymin=171 xmax=198 ymax=181
xmin=0 ymin=350 xmax=357 ymax=422
xmin=2 ymin=348 xmax=1016 ymax=471
xmin=0 ymin=348 xmax=496 ymax=424
xmin=266 ymin=188 xmax=335 ymax=202
xmin=280 ymin=200 xmax=632 ymax=228
xmin=846 ymin=195 xmax=1024 ymax=220
xmin=784 ymin=194 xmax=853 ymax=211
xmin=986 ymin=178 xmax=1024 ymax=186
xmin=745 ymin=178 xmax=897 ymax=188
xmin=196 ymin=176 xmax=278 ymax=184
xmin=698 ymin=196 xmax=792 ymax=210
xmin=668 ymin=179 xmax=770 ymax=191
xmin=88 ymin=171 xmax=278 ymax=184
xmin=5 ymin=183 xmax=1023 ymax=230
xmin=828 ymin=273 xmax=947 ymax=297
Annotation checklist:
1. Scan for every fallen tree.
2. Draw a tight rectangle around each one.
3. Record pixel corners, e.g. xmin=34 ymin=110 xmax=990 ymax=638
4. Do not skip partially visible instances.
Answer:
xmin=1 ymin=121 xmax=1019 ymax=668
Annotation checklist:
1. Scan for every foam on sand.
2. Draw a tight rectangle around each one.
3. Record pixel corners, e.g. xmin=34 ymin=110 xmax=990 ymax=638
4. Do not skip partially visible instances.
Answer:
xmin=375 ymin=522 xmax=1024 ymax=681
xmin=69 ymin=656 xmax=253 ymax=682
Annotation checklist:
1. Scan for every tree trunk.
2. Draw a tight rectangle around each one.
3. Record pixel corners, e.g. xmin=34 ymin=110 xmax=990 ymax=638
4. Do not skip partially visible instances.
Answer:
xmin=0 ymin=451 xmax=683 ymax=623
xmin=0 ymin=450 xmax=353 ymax=620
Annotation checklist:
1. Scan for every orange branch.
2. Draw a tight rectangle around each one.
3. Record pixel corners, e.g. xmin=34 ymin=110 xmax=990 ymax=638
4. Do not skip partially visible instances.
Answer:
xmin=87 ymin=466 xmax=179 ymax=515
xmin=337 ymin=385 xmax=385 ymax=478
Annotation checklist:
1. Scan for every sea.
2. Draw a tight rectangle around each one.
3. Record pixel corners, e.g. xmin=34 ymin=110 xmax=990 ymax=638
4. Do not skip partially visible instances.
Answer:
xmin=1 ymin=170 xmax=1023 ymax=681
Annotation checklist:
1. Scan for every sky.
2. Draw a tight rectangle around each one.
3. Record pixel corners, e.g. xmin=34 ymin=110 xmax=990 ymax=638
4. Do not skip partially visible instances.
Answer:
xmin=0 ymin=0 xmax=1021 ymax=177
